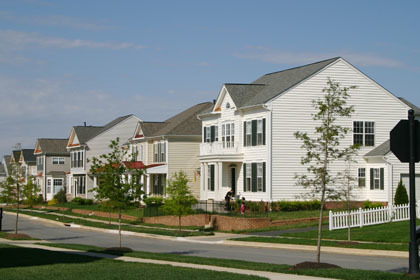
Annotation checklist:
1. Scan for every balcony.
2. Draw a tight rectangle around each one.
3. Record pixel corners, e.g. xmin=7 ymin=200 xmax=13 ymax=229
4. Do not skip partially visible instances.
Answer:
xmin=200 ymin=141 xmax=240 ymax=157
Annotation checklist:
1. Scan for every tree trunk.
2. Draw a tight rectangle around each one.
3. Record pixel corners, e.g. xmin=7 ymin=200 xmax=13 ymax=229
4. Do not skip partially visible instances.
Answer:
xmin=179 ymin=216 xmax=182 ymax=232
xmin=347 ymin=192 xmax=351 ymax=241
xmin=316 ymin=188 xmax=325 ymax=263
xmin=118 ymin=209 xmax=122 ymax=248
xmin=15 ymin=184 xmax=19 ymax=234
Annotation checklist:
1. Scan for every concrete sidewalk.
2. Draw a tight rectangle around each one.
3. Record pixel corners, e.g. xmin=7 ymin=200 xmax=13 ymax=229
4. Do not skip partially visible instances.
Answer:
xmin=1 ymin=239 xmax=334 ymax=280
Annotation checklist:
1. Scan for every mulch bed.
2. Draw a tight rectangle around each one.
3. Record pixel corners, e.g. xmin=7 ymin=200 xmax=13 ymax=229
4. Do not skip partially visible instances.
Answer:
xmin=5 ymin=233 xmax=32 ymax=240
xmin=289 ymin=261 xmax=341 ymax=270
xmin=105 ymin=247 xmax=133 ymax=253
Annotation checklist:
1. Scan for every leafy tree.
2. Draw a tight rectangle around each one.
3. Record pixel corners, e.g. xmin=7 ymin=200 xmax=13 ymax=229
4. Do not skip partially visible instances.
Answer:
xmin=90 ymin=138 xmax=144 ymax=248
xmin=162 ymin=171 xmax=198 ymax=232
xmin=22 ymin=176 xmax=41 ymax=208
xmin=394 ymin=180 xmax=409 ymax=205
xmin=294 ymin=78 xmax=357 ymax=263
xmin=1 ymin=161 xmax=25 ymax=234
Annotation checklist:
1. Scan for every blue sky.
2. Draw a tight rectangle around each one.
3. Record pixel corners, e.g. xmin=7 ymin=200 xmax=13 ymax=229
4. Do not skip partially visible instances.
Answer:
xmin=0 ymin=0 xmax=419 ymax=158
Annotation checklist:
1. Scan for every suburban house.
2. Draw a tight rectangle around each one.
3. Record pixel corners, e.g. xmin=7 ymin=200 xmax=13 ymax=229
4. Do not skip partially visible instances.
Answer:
xmin=18 ymin=149 xmax=37 ymax=183
xmin=66 ymin=115 xmax=142 ymax=200
xmin=198 ymin=57 xmax=420 ymax=205
xmin=1 ymin=155 xmax=11 ymax=180
xmin=0 ymin=161 xmax=6 ymax=183
xmin=34 ymin=139 xmax=70 ymax=201
xmin=126 ymin=102 xmax=213 ymax=198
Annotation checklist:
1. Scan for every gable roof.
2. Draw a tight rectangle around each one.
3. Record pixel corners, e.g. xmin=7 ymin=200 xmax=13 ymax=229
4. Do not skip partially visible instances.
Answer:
xmin=21 ymin=149 xmax=36 ymax=164
xmin=10 ymin=150 xmax=20 ymax=164
xmin=36 ymin=139 xmax=69 ymax=156
xmin=222 ymin=57 xmax=341 ymax=109
xmin=0 ymin=163 xmax=5 ymax=175
xmin=3 ymin=155 xmax=11 ymax=175
xmin=152 ymin=102 xmax=213 ymax=136
xmin=364 ymin=140 xmax=390 ymax=157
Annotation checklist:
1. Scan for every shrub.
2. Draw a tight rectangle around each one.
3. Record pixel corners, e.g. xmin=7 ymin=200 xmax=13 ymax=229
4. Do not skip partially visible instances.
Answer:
xmin=36 ymin=194 xmax=44 ymax=204
xmin=363 ymin=200 xmax=384 ymax=209
xmin=394 ymin=180 xmax=409 ymax=205
xmin=48 ymin=198 xmax=59 ymax=206
xmin=144 ymin=196 xmax=164 ymax=207
xmin=271 ymin=200 xmax=321 ymax=212
xmin=72 ymin=197 xmax=93 ymax=205
xmin=54 ymin=188 xmax=67 ymax=204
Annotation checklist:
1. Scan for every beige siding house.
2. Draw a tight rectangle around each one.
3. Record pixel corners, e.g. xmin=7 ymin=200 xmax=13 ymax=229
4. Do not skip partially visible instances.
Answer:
xmin=127 ymin=102 xmax=213 ymax=198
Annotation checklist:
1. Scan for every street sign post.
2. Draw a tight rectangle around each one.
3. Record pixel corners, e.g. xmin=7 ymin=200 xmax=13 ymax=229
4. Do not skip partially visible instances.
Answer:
xmin=390 ymin=109 xmax=419 ymax=274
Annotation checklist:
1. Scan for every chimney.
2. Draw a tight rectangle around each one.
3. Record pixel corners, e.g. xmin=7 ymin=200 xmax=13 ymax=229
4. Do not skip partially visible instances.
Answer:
xmin=213 ymin=99 xmax=216 ymax=105
xmin=84 ymin=122 xmax=86 ymax=127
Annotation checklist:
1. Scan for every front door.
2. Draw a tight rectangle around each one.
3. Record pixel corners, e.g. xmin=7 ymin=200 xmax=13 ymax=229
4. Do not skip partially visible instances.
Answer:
xmin=231 ymin=168 xmax=236 ymax=195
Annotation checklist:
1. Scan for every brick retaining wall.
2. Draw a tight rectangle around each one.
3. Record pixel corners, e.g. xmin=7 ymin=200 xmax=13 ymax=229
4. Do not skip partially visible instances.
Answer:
xmin=143 ymin=214 xmax=210 ymax=227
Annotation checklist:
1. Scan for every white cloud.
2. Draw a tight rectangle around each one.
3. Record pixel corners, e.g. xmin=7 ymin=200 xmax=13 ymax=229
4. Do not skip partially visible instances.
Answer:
xmin=0 ymin=30 xmax=146 ymax=51
xmin=234 ymin=47 xmax=403 ymax=68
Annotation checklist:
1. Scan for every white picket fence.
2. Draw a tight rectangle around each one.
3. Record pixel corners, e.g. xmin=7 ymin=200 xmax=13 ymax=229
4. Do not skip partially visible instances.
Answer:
xmin=329 ymin=202 xmax=419 ymax=231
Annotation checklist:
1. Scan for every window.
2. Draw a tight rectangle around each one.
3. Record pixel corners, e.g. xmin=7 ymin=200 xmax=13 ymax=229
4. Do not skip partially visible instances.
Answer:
xmin=215 ymin=126 xmax=218 ymax=142
xmin=160 ymin=142 xmax=166 ymax=162
xmin=131 ymin=145 xmax=138 ymax=161
xmin=370 ymin=168 xmax=384 ymax=190
xmin=75 ymin=176 xmax=86 ymax=194
xmin=71 ymin=151 xmax=84 ymax=168
xmin=153 ymin=142 xmax=166 ymax=162
xmin=226 ymin=102 xmax=230 ymax=109
xmin=244 ymin=119 xmax=265 ymax=147
xmin=52 ymin=157 xmax=65 ymax=164
xmin=257 ymin=120 xmax=263 ymax=145
xmin=245 ymin=121 xmax=252 ymax=146
xmin=353 ymin=121 xmax=375 ymax=146
xmin=53 ymin=179 xmax=63 ymax=194
xmin=245 ymin=163 xmax=251 ymax=192
xmin=358 ymin=168 xmax=366 ymax=187
xmin=140 ymin=145 xmax=144 ymax=161
xmin=205 ymin=127 xmax=211 ymax=143
xmin=257 ymin=163 xmax=263 ymax=191
xmin=207 ymin=165 xmax=215 ymax=191
xmin=47 ymin=179 xmax=51 ymax=193
xmin=37 ymin=157 xmax=43 ymax=171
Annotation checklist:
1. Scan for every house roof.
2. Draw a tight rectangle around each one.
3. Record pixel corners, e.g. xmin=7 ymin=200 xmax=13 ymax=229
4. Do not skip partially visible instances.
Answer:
xmin=0 ymin=164 xmax=5 ymax=175
xmin=3 ymin=155 xmax=11 ymax=174
xmin=37 ymin=139 xmax=69 ymax=156
xmin=399 ymin=97 xmax=420 ymax=116
xmin=11 ymin=150 xmax=20 ymax=163
xmin=74 ymin=115 xmax=135 ymax=145
xmin=46 ymin=171 xmax=66 ymax=177
xmin=21 ymin=149 xmax=36 ymax=164
xmin=153 ymin=102 xmax=213 ymax=136
xmin=364 ymin=140 xmax=390 ymax=157
xmin=221 ymin=57 xmax=341 ymax=109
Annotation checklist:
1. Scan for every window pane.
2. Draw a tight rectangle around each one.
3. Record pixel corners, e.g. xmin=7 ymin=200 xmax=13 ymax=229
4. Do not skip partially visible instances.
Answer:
xmin=354 ymin=134 xmax=363 ymax=145
xmin=365 ymin=122 xmax=375 ymax=134
xmin=353 ymin=121 xmax=363 ymax=133
xmin=365 ymin=135 xmax=374 ymax=146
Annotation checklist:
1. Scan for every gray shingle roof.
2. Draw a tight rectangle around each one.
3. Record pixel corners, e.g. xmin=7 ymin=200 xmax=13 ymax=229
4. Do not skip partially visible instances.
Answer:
xmin=37 ymin=139 xmax=69 ymax=156
xmin=153 ymin=102 xmax=213 ymax=136
xmin=12 ymin=150 xmax=20 ymax=162
xmin=74 ymin=115 xmax=135 ymax=144
xmin=398 ymin=98 xmax=420 ymax=116
xmin=364 ymin=140 xmax=390 ymax=157
xmin=21 ymin=149 xmax=36 ymax=164
xmin=225 ymin=57 xmax=340 ymax=108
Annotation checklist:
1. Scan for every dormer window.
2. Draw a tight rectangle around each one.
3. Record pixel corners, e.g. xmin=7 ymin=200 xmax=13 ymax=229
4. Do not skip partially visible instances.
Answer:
xmin=226 ymin=102 xmax=231 ymax=109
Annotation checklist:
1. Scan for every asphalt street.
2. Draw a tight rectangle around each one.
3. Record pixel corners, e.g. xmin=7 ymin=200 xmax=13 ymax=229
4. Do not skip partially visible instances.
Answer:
xmin=1 ymin=212 xmax=409 ymax=273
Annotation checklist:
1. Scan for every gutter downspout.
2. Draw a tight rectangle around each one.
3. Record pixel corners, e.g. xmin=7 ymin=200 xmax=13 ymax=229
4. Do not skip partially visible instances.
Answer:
xmin=263 ymin=104 xmax=273 ymax=202
xmin=383 ymin=156 xmax=393 ymax=205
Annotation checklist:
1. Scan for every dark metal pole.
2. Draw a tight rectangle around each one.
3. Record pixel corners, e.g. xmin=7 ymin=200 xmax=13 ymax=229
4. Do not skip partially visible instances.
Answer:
xmin=408 ymin=109 xmax=419 ymax=274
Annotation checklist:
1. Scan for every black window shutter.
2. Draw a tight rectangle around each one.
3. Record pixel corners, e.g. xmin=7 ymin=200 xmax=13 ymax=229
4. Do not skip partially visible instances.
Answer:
xmin=243 ymin=163 xmax=246 ymax=190
xmin=380 ymin=168 xmax=384 ymax=190
xmin=370 ymin=168 xmax=374 ymax=190
xmin=252 ymin=162 xmax=257 ymax=192
xmin=263 ymin=162 xmax=266 ymax=192
xmin=211 ymin=126 xmax=215 ymax=142
xmin=252 ymin=120 xmax=257 ymax=146
xmin=210 ymin=165 xmax=215 ymax=191
xmin=263 ymin=118 xmax=266 ymax=145
xmin=243 ymin=122 xmax=247 ymax=147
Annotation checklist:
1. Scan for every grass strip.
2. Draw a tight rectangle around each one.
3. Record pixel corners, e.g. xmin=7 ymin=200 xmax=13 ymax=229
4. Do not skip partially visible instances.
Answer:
xmin=4 ymin=209 xmax=212 ymax=237
xmin=0 ymin=231 xmax=39 ymax=240
xmin=37 ymin=242 xmax=414 ymax=280
xmin=230 ymin=236 xmax=408 ymax=251
xmin=0 ymin=244 xmax=262 ymax=280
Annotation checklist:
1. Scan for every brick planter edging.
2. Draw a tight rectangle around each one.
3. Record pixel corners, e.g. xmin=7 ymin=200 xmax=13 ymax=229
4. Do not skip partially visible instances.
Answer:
xmin=33 ymin=205 xmax=70 ymax=211
xmin=71 ymin=209 xmax=138 ymax=221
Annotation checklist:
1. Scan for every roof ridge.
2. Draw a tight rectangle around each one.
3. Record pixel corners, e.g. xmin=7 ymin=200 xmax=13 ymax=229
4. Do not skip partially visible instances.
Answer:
xmin=225 ymin=83 xmax=265 ymax=86
xmin=262 ymin=57 xmax=341 ymax=77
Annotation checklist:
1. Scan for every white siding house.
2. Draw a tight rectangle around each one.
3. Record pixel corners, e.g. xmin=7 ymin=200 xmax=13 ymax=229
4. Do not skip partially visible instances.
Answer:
xmin=199 ymin=57 xmax=420 ymax=205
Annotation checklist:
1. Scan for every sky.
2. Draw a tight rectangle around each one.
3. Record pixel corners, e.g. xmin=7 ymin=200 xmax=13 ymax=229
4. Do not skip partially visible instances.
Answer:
xmin=0 ymin=0 xmax=419 ymax=158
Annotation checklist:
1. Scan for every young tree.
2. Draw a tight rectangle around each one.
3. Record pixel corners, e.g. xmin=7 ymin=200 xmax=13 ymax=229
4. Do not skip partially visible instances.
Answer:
xmin=22 ymin=176 xmax=41 ymax=209
xmin=162 ymin=171 xmax=198 ymax=232
xmin=90 ymin=138 xmax=144 ymax=248
xmin=394 ymin=180 xmax=409 ymax=205
xmin=295 ymin=78 xmax=357 ymax=263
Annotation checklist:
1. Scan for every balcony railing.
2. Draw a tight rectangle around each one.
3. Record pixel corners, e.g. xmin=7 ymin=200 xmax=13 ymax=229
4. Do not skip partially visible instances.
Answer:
xmin=200 ymin=141 xmax=240 ymax=156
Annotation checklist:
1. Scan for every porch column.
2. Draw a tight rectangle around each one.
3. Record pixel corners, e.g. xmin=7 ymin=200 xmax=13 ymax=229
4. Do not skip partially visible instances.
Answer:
xmin=200 ymin=163 xmax=204 ymax=199
xmin=146 ymin=174 xmax=151 ymax=195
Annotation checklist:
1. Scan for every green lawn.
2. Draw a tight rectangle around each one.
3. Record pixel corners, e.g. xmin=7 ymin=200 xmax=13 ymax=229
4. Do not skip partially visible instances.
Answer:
xmin=48 ymin=202 xmax=144 ymax=218
xmin=38 ymin=243 xmax=418 ymax=280
xmin=269 ymin=210 xmax=321 ymax=220
xmin=0 ymin=244 xmax=263 ymax=280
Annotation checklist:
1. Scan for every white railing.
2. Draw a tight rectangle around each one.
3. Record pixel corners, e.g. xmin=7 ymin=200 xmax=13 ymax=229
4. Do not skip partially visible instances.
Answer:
xmin=200 ymin=142 xmax=240 ymax=156
xmin=329 ymin=202 xmax=418 ymax=231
